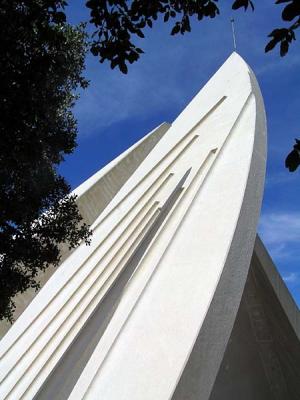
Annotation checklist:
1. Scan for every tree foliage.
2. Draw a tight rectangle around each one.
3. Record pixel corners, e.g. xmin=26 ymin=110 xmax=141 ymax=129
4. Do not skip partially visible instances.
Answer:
xmin=83 ymin=0 xmax=300 ymax=73
xmin=86 ymin=0 xmax=220 ymax=74
xmin=265 ymin=1 xmax=300 ymax=57
xmin=0 ymin=1 xmax=91 ymax=322
xmin=84 ymin=0 xmax=300 ymax=172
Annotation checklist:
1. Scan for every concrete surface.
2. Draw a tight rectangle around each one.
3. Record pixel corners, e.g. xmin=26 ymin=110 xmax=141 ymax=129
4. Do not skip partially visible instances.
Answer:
xmin=209 ymin=237 xmax=300 ymax=400
xmin=0 ymin=53 xmax=297 ymax=400
xmin=0 ymin=122 xmax=170 ymax=339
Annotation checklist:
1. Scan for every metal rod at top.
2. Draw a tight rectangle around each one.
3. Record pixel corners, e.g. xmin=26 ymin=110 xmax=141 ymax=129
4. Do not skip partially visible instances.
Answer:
xmin=230 ymin=18 xmax=237 ymax=51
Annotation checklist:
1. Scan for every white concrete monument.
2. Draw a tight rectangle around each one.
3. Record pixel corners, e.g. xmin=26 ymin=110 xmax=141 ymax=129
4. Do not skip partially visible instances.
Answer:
xmin=0 ymin=53 xmax=299 ymax=400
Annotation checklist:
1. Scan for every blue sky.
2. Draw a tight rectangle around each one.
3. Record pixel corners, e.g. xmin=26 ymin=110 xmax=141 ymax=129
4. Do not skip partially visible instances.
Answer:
xmin=61 ymin=1 xmax=300 ymax=306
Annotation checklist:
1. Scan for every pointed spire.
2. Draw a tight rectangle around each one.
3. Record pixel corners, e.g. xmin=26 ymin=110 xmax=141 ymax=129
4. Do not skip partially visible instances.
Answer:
xmin=230 ymin=18 xmax=237 ymax=51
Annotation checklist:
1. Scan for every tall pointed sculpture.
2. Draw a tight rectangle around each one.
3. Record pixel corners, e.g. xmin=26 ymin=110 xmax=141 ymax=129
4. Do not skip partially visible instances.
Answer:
xmin=0 ymin=53 xmax=299 ymax=400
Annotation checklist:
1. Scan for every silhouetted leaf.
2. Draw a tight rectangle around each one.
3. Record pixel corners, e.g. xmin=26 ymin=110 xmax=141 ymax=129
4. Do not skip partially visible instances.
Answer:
xmin=85 ymin=0 xmax=300 ymax=73
xmin=285 ymin=149 xmax=300 ymax=171
xmin=280 ymin=40 xmax=289 ymax=56
xmin=110 ymin=59 xmax=118 ymax=69
xmin=171 ymin=24 xmax=180 ymax=35
xmin=268 ymin=28 xmax=288 ymax=39
xmin=136 ymin=29 xmax=145 ymax=38
xmin=232 ymin=0 xmax=250 ymax=10
xmin=265 ymin=38 xmax=278 ymax=52
xmin=282 ymin=1 xmax=300 ymax=21
xmin=119 ymin=61 xmax=128 ymax=74
xmin=86 ymin=0 xmax=98 ymax=9
xmin=52 ymin=11 xmax=66 ymax=24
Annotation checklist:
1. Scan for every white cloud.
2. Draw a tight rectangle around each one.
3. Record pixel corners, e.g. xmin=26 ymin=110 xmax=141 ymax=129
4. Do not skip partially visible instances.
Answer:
xmin=283 ymin=272 xmax=300 ymax=284
xmin=73 ymin=20 xmax=230 ymax=136
xmin=265 ymin=172 xmax=299 ymax=187
xmin=258 ymin=212 xmax=300 ymax=262
xmin=74 ymin=40 xmax=206 ymax=135
xmin=259 ymin=212 xmax=300 ymax=246
xmin=259 ymin=213 xmax=300 ymax=306
xmin=255 ymin=53 xmax=300 ymax=77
